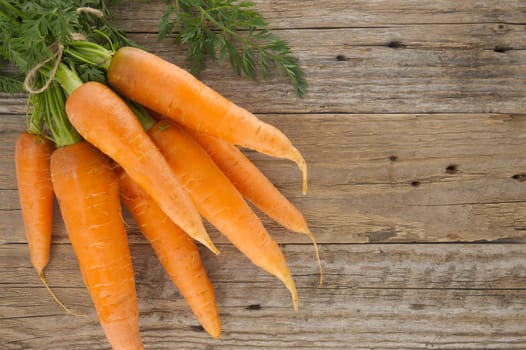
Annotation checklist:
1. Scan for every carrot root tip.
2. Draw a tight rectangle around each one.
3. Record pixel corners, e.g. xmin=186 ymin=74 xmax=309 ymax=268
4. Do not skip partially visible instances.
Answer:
xmin=203 ymin=239 xmax=220 ymax=255
xmin=293 ymin=152 xmax=308 ymax=195
xmin=304 ymin=229 xmax=323 ymax=287
xmin=300 ymin=160 xmax=308 ymax=195
xmin=39 ymin=271 xmax=87 ymax=317
xmin=292 ymin=287 xmax=299 ymax=312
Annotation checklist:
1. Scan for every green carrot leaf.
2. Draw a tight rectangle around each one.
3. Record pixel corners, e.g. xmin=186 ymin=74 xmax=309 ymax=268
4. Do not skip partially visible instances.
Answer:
xmin=159 ymin=0 xmax=307 ymax=96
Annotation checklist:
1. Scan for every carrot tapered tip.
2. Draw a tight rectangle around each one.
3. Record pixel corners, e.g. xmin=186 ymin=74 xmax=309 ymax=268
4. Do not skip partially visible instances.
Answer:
xmin=205 ymin=324 xmax=221 ymax=339
xmin=291 ymin=148 xmax=308 ymax=195
xmin=301 ymin=160 xmax=308 ymax=195
xmin=200 ymin=236 xmax=220 ymax=255
xmin=289 ymin=280 xmax=299 ymax=312
xmin=305 ymin=228 xmax=323 ymax=286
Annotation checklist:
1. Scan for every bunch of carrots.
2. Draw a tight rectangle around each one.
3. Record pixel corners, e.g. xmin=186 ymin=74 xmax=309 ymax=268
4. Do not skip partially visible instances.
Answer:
xmin=13 ymin=29 xmax=321 ymax=350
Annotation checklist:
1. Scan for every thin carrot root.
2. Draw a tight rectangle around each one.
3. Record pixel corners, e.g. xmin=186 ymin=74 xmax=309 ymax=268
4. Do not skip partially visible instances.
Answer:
xmin=282 ymin=142 xmax=308 ymax=195
xmin=299 ymin=156 xmax=308 ymax=195
xmin=305 ymin=229 xmax=323 ymax=286
xmin=282 ymin=274 xmax=299 ymax=312
xmin=38 ymin=271 xmax=86 ymax=317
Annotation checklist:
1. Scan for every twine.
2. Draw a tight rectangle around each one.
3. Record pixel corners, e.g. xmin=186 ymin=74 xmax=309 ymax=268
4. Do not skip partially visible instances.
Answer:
xmin=76 ymin=7 xmax=104 ymax=17
xmin=23 ymin=42 xmax=64 ymax=94
xmin=23 ymin=7 xmax=104 ymax=94
xmin=70 ymin=32 xmax=87 ymax=41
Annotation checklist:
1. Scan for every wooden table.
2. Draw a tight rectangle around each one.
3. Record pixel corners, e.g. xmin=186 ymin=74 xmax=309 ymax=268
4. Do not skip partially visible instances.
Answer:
xmin=1 ymin=1 xmax=525 ymax=349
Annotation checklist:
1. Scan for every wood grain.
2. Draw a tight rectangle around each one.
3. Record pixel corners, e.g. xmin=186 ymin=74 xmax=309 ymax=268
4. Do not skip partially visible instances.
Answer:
xmin=113 ymin=28 xmax=526 ymax=115
xmin=1 ymin=113 xmax=525 ymax=244
xmin=109 ymin=0 xmax=526 ymax=31
xmin=0 ymin=0 xmax=525 ymax=349
xmin=1 ymin=244 xmax=525 ymax=350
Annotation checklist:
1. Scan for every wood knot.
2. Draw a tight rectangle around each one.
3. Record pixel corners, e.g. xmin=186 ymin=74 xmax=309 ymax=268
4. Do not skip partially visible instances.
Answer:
xmin=445 ymin=164 xmax=459 ymax=174
xmin=410 ymin=180 xmax=420 ymax=187
xmin=387 ymin=41 xmax=406 ymax=49
xmin=335 ymin=54 xmax=348 ymax=61
xmin=494 ymin=46 xmax=511 ymax=53
xmin=190 ymin=325 xmax=205 ymax=332
xmin=512 ymin=173 xmax=526 ymax=182
xmin=491 ymin=23 xmax=509 ymax=34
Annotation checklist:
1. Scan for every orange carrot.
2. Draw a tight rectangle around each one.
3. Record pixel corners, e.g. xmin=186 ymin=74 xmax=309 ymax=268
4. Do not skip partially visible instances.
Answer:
xmin=64 ymin=81 xmax=218 ymax=254
xmin=148 ymin=120 xmax=299 ymax=310
xmin=15 ymin=132 xmax=54 ymax=276
xmin=187 ymin=129 xmax=322 ymax=283
xmin=118 ymin=170 xmax=221 ymax=338
xmin=50 ymin=141 xmax=143 ymax=350
xmin=107 ymin=46 xmax=308 ymax=194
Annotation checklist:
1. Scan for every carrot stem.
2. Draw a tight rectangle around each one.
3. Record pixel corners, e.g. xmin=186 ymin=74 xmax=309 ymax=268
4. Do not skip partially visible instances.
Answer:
xmin=65 ymin=41 xmax=113 ymax=70
xmin=127 ymin=101 xmax=156 ymax=131
xmin=53 ymin=63 xmax=83 ymax=96
xmin=42 ymin=82 xmax=82 ymax=147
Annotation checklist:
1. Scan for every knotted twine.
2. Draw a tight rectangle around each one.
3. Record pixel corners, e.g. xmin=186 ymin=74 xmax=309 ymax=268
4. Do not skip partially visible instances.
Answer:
xmin=22 ymin=7 xmax=104 ymax=94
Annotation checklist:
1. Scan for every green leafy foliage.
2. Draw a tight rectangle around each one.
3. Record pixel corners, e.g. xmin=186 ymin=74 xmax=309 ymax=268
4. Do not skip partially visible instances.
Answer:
xmin=159 ymin=0 xmax=307 ymax=96
xmin=0 ymin=0 xmax=81 ymax=73
xmin=0 ymin=0 xmax=306 ymax=97
xmin=0 ymin=0 xmax=133 ymax=91
xmin=0 ymin=72 xmax=24 ymax=93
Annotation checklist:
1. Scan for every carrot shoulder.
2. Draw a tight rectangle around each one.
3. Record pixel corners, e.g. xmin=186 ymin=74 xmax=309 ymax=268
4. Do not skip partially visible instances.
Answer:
xmin=119 ymin=170 xmax=221 ymax=338
xmin=15 ymin=132 xmax=54 ymax=275
xmin=107 ymin=46 xmax=307 ymax=194
xmin=65 ymin=81 xmax=217 ymax=254
xmin=50 ymin=141 xmax=143 ymax=350
xmin=148 ymin=120 xmax=298 ymax=310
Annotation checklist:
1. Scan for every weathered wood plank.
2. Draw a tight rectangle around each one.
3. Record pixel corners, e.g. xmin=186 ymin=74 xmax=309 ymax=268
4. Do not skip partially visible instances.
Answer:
xmin=1 ymin=243 xmax=525 ymax=350
xmin=2 ymin=287 xmax=525 ymax=350
xmin=109 ymin=0 xmax=526 ymax=31
xmin=4 ymin=21 xmax=526 ymax=115
xmin=2 ymin=113 xmax=524 ymax=244
xmin=2 ymin=243 xmax=526 ymax=290
xmin=141 ymin=35 xmax=526 ymax=114
xmin=1 ymin=2 xmax=525 ymax=348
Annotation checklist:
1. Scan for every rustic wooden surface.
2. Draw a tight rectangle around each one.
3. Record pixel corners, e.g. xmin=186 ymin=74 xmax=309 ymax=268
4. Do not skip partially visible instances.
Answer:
xmin=1 ymin=1 xmax=526 ymax=349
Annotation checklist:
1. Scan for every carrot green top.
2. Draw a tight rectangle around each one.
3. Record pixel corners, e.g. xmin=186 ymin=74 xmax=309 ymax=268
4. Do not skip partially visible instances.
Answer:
xmin=41 ymin=64 xmax=84 ymax=148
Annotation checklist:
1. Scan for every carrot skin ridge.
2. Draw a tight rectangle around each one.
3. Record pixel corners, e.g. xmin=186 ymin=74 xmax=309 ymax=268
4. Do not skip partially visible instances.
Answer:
xmin=64 ymin=81 xmax=218 ymax=255
xmin=148 ymin=120 xmax=299 ymax=311
xmin=107 ymin=46 xmax=307 ymax=194
xmin=15 ymin=132 xmax=54 ymax=274
xmin=187 ymin=130 xmax=322 ymax=284
xmin=119 ymin=170 xmax=221 ymax=338
xmin=50 ymin=142 xmax=143 ymax=350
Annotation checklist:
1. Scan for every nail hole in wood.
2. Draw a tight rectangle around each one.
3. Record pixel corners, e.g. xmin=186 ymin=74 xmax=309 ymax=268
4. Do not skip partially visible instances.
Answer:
xmin=512 ymin=173 xmax=526 ymax=182
xmin=445 ymin=164 xmax=459 ymax=174
xmin=190 ymin=325 xmax=205 ymax=332
xmin=389 ymin=155 xmax=398 ymax=162
xmin=494 ymin=46 xmax=510 ymax=53
xmin=410 ymin=180 xmax=420 ymax=187
xmin=335 ymin=54 xmax=348 ymax=61
xmin=387 ymin=41 xmax=406 ymax=49
xmin=246 ymin=304 xmax=262 ymax=310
